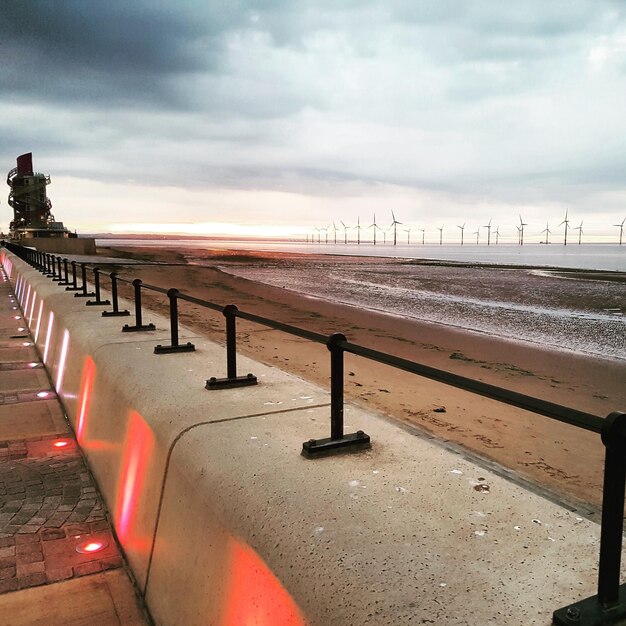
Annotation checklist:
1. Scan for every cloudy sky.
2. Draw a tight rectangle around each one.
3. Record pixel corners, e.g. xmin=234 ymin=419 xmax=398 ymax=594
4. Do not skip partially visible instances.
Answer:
xmin=2 ymin=1 xmax=626 ymax=241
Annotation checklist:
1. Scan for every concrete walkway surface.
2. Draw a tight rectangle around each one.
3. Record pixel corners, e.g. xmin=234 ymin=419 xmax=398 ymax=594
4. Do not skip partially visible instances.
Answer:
xmin=0 ymin=268 xmax=147 ymax=624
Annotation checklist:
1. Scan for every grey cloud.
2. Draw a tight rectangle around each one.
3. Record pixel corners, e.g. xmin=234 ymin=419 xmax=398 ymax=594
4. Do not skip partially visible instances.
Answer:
xmin=0 ymin=1 xmax=214 ymax=108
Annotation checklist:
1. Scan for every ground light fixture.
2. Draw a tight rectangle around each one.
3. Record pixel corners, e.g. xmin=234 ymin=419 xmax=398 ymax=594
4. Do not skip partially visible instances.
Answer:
xmin=28 ymin=362 xmax=39 ymax=368
xmin=36 ymin=391 xmax=50 ymax=398
xmin=53 ymin=440 xmax=70 ymax=448
xmin=75 ymin=539 xmax=107 ymax=554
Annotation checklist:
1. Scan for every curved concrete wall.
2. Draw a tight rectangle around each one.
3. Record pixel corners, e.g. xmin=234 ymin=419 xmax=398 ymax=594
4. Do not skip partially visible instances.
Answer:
xmin=1 ymin=249 xmax=617 ymax=626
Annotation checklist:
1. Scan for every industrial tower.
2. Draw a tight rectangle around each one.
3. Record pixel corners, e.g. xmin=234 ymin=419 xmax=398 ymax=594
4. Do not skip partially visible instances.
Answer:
xmin=6 ymin=152 xmax=74 ymax=240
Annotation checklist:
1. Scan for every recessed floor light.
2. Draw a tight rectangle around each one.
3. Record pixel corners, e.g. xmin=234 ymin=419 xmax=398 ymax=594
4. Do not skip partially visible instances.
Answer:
xmin=53 ymin=440 xmax=69 ymax=448
xmin=36 ymin=391 xmax=50 ymax=398
xmin=76 ymin=540 xmax=107 ymax=554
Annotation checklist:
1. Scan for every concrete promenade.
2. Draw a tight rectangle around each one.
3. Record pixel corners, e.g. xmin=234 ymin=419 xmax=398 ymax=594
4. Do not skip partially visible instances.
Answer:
xmin=0 ymin=263 xmax=147 ymax=624
xmin=1 ymin=247 xmax=623 ymax=625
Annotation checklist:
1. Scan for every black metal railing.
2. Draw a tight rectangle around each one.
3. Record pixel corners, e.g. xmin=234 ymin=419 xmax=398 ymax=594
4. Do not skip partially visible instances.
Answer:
xmin=2 ymin=240 xmax=625 ymax=625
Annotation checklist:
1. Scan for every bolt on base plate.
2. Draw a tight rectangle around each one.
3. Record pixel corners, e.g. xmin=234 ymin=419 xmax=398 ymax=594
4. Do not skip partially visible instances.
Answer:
xmin=86 ymin=299 xmax=111 ymax=306
xmin=122 ymin=323 xmax=157 ymax=332
xmin=553 ymin=584 xmax=626 ymax=625
xmin=301 ymin=431 xmax=371 ymax=458
xmin=154 ymin=342 xmax=196 ymax=354
xmin=206 ymin=373 xmax=258 ymax=390
xmin=102 ymin=310 xmax=130 ymax=317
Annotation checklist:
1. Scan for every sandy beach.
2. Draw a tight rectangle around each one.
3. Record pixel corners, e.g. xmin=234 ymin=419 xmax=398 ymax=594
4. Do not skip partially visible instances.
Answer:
xmin=99 ymin=245 xmax=626 ymax=516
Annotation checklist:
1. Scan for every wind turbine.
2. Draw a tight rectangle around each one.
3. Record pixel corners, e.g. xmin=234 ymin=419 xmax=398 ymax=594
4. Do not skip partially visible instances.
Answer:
xmin=313 ymin=227 xmax=321 ymax=244
xmin=541 ymin=221 xmax=551 ymax=244
xmin=369 ymin=213 xmax=381 ymax=245
xmin=382 ymin=226 xmax=389 ymax=245
xmin=473 ymin=227 xmax=480 ymax=245
xmin=574 ymin=220 xmax=583 ymax=245
xmin=419 ymin=228 xmax=426 ymax=245
xmin=518 ymin=215 xmax=527 ymax=245
xmin=614 ymin=217 xmax=626 ymax=245
xmin=355 ymin=216 xmax=362 ymax=245
xmin=494 ymin=225 xmax=501 ymax=245
xmin=340 ymin=220 xmax=349 ymax=244
xmin=457 ymin=223 xmax=466 ymax=246
xmin=321 ymin=224 xmax=329 ymax=244
xmin=437 ymin=225 xmax=444 ymax=246
xmin=559 ymin=209 xmax=570 ymax=246
xmin=332 ymin=222 xmax=338 ymax=244
xmin=484 ymin=218 xmax=492 ymax=246
xmin=390 ymin=210 xmax=402 ymax=246
xmin=404 ymin=228 xmax=411 ymax=244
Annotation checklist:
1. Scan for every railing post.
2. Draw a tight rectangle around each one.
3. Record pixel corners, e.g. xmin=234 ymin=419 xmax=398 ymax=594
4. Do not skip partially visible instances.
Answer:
xmin=206 ymin=304 xmax=257 ymax=389
xmin=154 ymin=288 xmax=195 ymax=354
xmin=86 ymin=268 xmax=110 ymax=306
xmin=102 ymin=272 xmax=130 ymax=317
xmin=45 ymin=254 xmax=53 ymax=276
xmin=65 ymin=260 xmax=81 ymax=291
xmin=58 ymin=258 xmax=70 ymax=286
xmin=74 ymin=263 xmax=95 ymax=298
xmin=553 ymin=411 xmax=626 ymax=625
xmin=122 ymin=279 xmax=156 ymax=332
xmin=51 ymin=256 xmax=61 ymax=282
xmin=302 ymin=333 xmax=370 ymax=458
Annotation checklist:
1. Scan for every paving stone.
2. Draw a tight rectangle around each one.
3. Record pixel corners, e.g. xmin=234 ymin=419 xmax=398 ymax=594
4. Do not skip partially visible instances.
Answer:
xmin=18 ymin=572 xmax=46 ymax=588
xmin=46 ymin=566 xmax=73 ymax=583
xmin=17 ymin=552 xmax=43 ymax=565
xmin=16 ymin=561 xmax=45 ymax=577
xmin=74 ymin=561 xmax=102 ymax=577
xmin=40 ymin=529 xmax=64 ymax=541
xmin=0 ymin=556 xmax=15 ymax=569
xmin=16 ymin=544 xmax=41 ymax=556
xmin=0 ymin=567 xmax=16 ymax=580
xmin=0 ymin=578 xmax=17 ymax=593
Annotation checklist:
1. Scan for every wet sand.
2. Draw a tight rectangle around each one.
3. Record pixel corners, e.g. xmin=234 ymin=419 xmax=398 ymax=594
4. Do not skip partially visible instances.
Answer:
xmin=100 ymin=245 xmax=626 ymax=516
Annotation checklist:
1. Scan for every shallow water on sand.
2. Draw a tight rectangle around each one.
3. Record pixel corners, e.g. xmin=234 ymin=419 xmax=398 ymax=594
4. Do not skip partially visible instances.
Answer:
xmin=219 ymin=259 xmax=626 ymax=361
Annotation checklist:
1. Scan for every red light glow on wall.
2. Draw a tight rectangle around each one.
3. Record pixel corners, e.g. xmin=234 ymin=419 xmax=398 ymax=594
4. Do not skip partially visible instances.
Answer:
xmin=34 ymin=301 xmax=43 ymax=342
xmin=221 ymin=537 xmax=307 ymax=626
xmin=76 ymin=357 xmax=96 ymax=443
xmin=23 ymin=285 xmax=31 ymax=318
xmin=55 ymin=329 xmax=71 ymax=395
xmin=115 ymin=411 xmax=154 ymax=550
xmin=28 ymin=291 xmax=37 ymax=324
xmin=43 ymin=311 xmax=54 ymax=364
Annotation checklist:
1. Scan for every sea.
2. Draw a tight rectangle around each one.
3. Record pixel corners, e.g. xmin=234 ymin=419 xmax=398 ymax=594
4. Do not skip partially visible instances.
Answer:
xmin=97 ymin=239 xmax=626 ymax=361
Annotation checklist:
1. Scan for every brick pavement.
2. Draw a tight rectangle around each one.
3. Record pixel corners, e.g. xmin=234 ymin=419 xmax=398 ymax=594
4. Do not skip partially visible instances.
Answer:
xmin=0 ymin=268 xmax=132 ymax=598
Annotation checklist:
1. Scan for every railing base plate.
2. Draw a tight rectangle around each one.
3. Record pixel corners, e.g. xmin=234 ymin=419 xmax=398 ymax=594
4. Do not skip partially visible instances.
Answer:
xmin=553 ymin=585 xmax=626 ymax=625
xmin=102 ymin=310 xmax=130 ymax=317
xmin=65 ymin=286 xmax=82 ymax=292
xmin=154 ymin=343 xmax=196 ymax=354
xmin=122 ymin=323 xmax=156 ymax=332
xmin=86 ymin=299 xmax=111 ymax=306
xmin=302 ymin=431 xmax=371 ymax=458
xmin=206 ymin=374 xmax=258 ymax=390
xmin=74 ymin=292 xmax=96 ymax=298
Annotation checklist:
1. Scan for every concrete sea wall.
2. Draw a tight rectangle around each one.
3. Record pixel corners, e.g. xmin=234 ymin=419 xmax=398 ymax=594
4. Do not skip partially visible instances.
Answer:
xmin=0 ymin=249 xmax=613 ymax=625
